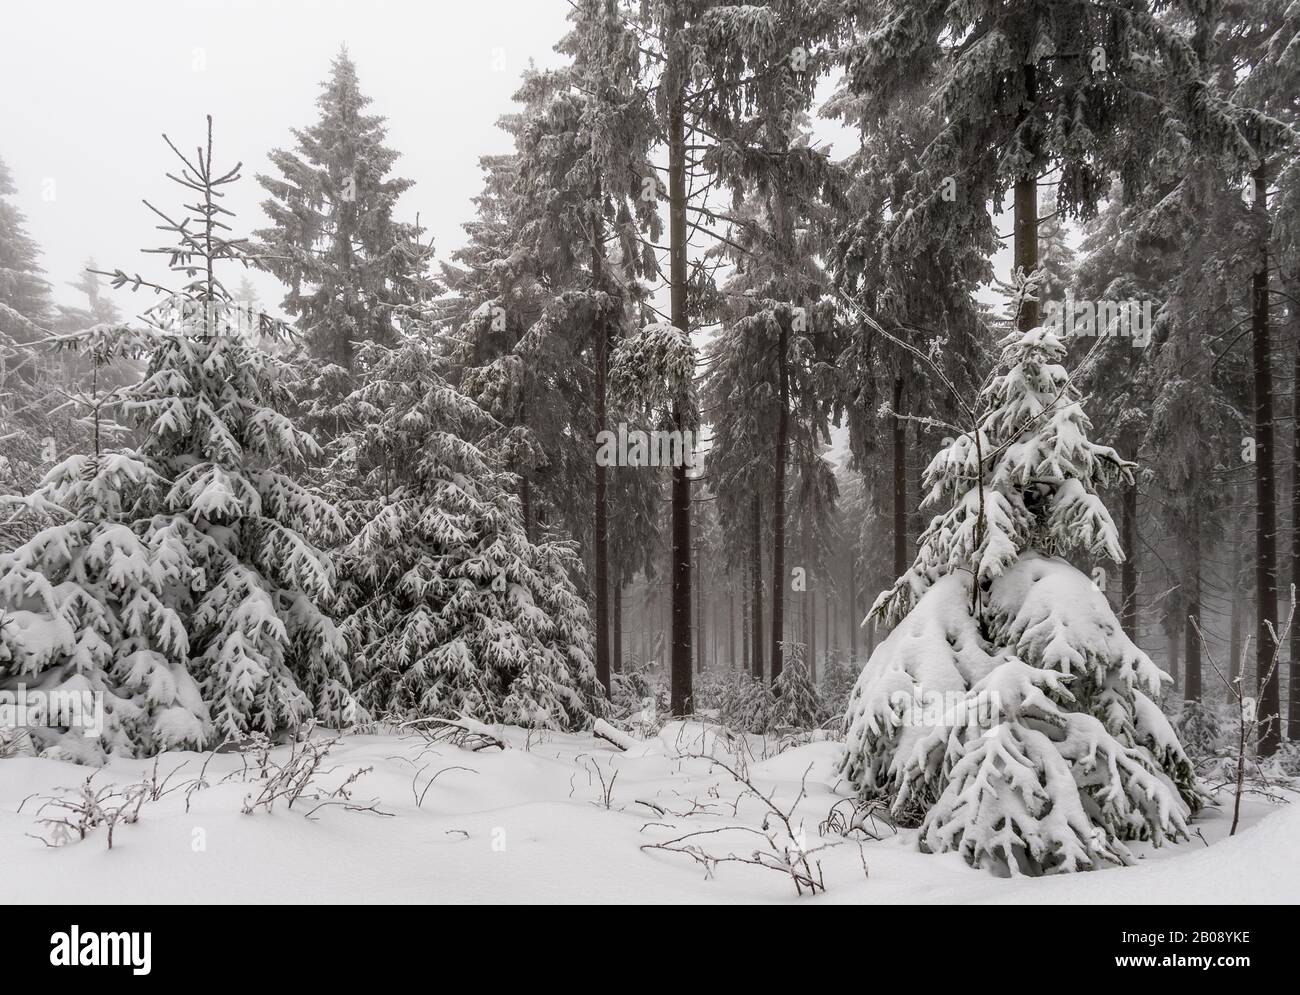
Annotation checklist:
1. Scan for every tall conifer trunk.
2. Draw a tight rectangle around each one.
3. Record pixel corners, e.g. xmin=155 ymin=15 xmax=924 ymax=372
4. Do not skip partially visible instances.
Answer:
xmin=592 ymin=198 xmax=611 ymax=694
xmin=892 ymin=376 xmax=907 ymax=577
xmin=771 ymin=314 xmax=789 ymax=682
xmin=1231 ymin=483 xmax=1245 ymax=682
xmin=751 ymin=494 xmax=763 ymax=680
xmin=1289 ymin=303 xmax=1300 ymax=738
xmin=667 ymin=16 xmax=692 ymax=714
xmin=1167 ymin=623 xmax=1181 ymax=692
xmin=806 ymin=573 xmax=815 ymax=678
xmin=1252 ymin=158 xmax=1280 ymax=755
xmin=1184 ymin=530 xmax=1201 ymax=702
xmin=1291 ymin=304 xmax=1300 ymax=739
xmin=728 ymin=589 xmax=735 ymax=669
xmin=769 ymin=176 xmax=795 ymax=683
xmin=742 ymin=583 xmax=751 ymax=675
xmin=848 ymin=556 xmax=859 ymax=659
xmin=1014 ymin=63 xmax=1040 ymax=333
xmin=612 ymin=582 xmax=622 ymax=675
xmin=696 ymin=535 xmax=705 ymax=675
xmin=1121 ymin=471 xmax=1138 ymax=639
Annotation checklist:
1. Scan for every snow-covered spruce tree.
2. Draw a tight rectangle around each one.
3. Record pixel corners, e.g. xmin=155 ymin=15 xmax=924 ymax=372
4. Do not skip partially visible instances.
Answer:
xmin=255 ymin=48 xmax=434 ymax=457
xmin=440 ymin=127 xmax=554 ymax=543
xmin=717 ymin=669 xmax=774 ymax=734
xmin=1 ymin=119 xmax=359 ymax=757
xmin=334 ymin=333 xmax=602 ymax=731
xmin=839 ymin=301 xmax=1202 ymax=874
xmin=0 ymin=155 xmax=54 ymax=358
xmin=0 ymin=331 xmax=197 ymax=761
xmin=480 ymin=8 xmax=661 ymax=693
xmin=255 ymin=47 xmax=417 ymax=373
xmin=818 ymin=651 xmax=856 ymax=723
xmin=0 ymin=155 xmax=74 ymax=506
xmin=771 ymin=652 xmax=823 ymax=730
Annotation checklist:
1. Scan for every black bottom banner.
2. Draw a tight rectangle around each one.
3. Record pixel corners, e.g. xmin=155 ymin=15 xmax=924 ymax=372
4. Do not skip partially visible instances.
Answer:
xmin=3 ymin=904 xmax=1287 ymax=981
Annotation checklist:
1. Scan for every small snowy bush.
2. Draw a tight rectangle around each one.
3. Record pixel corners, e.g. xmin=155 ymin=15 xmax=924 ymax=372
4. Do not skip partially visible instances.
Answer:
xmin=819 ymin=651 xmax=857 ymax=724
xmin=717 ymin=671 xmax=775 ymax=733
xmin=1172 ymin=698 xmax=1227 ymax=761
xmin=771 ymin=659 xmax=824 ymax=729
xmin=611 ymin=669 xmax=667 ymax=724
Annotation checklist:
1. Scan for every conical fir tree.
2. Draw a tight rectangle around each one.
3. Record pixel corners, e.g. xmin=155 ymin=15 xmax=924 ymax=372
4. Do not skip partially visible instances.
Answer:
xmin=0 ymin=325 xmax=195 ymax=760
xmin=840 ymin=284 xmax=1202 ymax=875
xmin=1 ymin=119 xmax=359 ymax=756
xmin=771 ymin=654 xmax=823 ymax=730
xmin=0 ymin=155 xmax=54 ymax=350
xmin=255 ymin=48 xmax=420 ymax=374
xmin=335 ymin=332 xmax=603 ymax=731
xmin=0 ymin=156 xmax=64 ymax=498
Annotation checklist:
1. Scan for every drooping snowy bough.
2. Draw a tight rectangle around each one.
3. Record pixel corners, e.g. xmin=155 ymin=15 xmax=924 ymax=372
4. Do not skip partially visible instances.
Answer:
xmin=838 ymin=321 xmax=1202 ymax=875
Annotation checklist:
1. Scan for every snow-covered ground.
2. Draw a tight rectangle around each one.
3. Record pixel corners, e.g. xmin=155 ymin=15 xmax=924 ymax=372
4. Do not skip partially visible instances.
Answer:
xmin=1 ymin=722 xmax=1294 ymax=904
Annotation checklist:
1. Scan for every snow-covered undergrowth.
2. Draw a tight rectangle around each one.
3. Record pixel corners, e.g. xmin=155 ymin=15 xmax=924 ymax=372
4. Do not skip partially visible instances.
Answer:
xmin=0 ymin=722 xmax=1292 ymax=904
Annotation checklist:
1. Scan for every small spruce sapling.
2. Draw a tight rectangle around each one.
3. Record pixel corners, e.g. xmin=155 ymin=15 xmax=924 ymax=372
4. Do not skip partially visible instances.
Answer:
xmin=1 ymin=118 xmax=359 ymax=757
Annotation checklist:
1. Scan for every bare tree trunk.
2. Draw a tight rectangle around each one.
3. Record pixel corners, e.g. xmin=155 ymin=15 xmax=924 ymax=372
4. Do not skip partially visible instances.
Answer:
xmin=848 ymin=556 xmax=858 ymax=660
xmin=728 ymin=589 xmax=735 ymax=670
xmin=1252 ymin=157 xmax=1281 ymax=755
xmin=1230 ymin=577 xmax=1243 ymax=684
xmin=742 ymin=583 xmax=751 ymax=676
xmin=892 ymin=376 xmax=907 ymax=577
xmin=750 ymin=494 xmax=763 ymax=681
xmin=664 ymin=582 xmax=671 ymax=669
xmin=711 ymin=592 xmax=718 ymax=670
xmin=612 ymin=581 xmax=623 ymax=675
xmin=821 ymin=591 xmax=830 ymax=681
xmin=1120 ymin=468 xmax=1138 ymax=640
xmin=770 ymin=315 xmax=790 ymax=682
xmin=767 ymin=122 xmax=802 ymax=686
xmin=638 ymin=592 xmax=646 ymax=671
xmin=1291 ymin=303 xmax=1300 ymax=739
xmin=807 ymin=580 xmax=815 ymax=678
xmin=520 ymin=476 xmax=533 ymax=544
xmin=1230 ymin=482 xmax=1246 ymax=682
xmin=337 ymin=211 xmax=358 ymax=372
xmin=592 ymin=199 xmax=611 ymax=695
xmin=696 ymin=539 xmax=705 ymax=676
xmin=1167 ymin=623 xmax=1182 ymax=693
xmin=1184 ymin=528 xmax=1201 ymax=702
xmin=667 ymin=30 xmax=692 ymax=715
xmin=1014 ymin=63 xmax=1040 ymax=333
xmin=909 ymin=431 xmax=925 ymax=551
xmin=826 ymin=590 xmax=832 ymax=660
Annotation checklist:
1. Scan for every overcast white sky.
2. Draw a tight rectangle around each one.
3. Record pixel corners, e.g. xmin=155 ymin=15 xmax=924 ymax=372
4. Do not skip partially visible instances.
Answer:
xmin=2 ymin=0 xmax=1020 ymax=329
xmin=1 ymin=0 xmax=574 ymax=316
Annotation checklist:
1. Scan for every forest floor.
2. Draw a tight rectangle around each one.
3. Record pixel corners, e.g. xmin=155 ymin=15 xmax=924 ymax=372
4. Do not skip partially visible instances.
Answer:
xmin=0 ymin=721 xmax=1294 ymax=904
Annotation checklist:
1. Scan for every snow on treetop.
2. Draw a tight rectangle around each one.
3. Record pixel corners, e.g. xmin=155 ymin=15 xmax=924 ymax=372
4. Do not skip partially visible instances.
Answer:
xmin=874 ymin=319 xmax=1134 ymax=627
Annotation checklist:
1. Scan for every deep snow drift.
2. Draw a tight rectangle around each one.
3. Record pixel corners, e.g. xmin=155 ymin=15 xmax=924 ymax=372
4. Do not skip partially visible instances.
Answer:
xmin=0 ymin=722 xmax=1292 ymax=904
